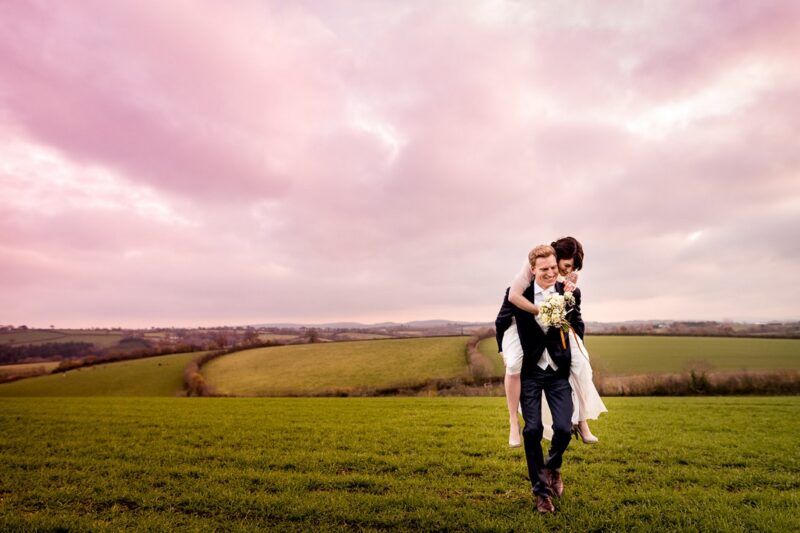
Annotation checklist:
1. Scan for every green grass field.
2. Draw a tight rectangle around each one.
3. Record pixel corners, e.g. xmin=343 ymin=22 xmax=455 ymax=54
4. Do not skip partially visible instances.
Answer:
xmin=0 ymin=397 xmax=797 ymax=531
xmin=203 ymin=337 xmax=469 ymax=396
xmin=0 ymin=352 xmax=205 ymax=397
xmin=478 ymin=336 xmax=800 ymax=376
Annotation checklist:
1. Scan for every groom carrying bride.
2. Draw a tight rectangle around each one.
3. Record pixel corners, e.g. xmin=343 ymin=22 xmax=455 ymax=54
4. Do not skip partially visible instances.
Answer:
xmin=496 ymin=244 xmax=585 ymax=514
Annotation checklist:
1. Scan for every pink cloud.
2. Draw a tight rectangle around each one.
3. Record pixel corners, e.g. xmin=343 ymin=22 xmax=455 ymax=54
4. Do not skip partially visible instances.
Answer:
xmin=1 ymin=1 xmax=799 ymax=327
xmin=0 ymin=1 xmax=349 ymax=201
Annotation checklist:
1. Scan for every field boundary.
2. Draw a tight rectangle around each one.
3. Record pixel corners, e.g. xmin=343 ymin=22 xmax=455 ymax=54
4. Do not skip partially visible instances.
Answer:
xmin=0 ymin=364 xmax=53 ymax=384
xmin=183 ymin=341 xmax=286 ymax=396
xmin=598 ymin=369 xmax=800 ymax=396
xmin=465 ymin=328 xmax=496 ymax=381
xmin=190 ymin=369 xmax=800 ymax=398
xmin=281 ymin=369 xmax=800 ymax=397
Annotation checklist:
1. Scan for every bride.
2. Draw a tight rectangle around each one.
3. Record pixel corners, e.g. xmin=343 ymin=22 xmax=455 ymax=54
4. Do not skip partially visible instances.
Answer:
xmin=497 ymin=236 xmax=607 ymax=447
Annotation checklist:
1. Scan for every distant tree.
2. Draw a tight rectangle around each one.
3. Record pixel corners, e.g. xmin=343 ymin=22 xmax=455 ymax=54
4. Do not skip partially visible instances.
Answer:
xmin=243 ymin=329 xmax=259 ymax=345
xmin=213 ymin=333 xmax=228 ymax=348
xmin=0 ymin=342 xmax=94 ymax=365
xmin=307 ymin=328 xmax=320 ymax=343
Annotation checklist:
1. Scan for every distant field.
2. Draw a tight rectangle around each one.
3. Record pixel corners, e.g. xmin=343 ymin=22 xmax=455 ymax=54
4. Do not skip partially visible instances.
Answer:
xmin=0 ymin=361 xmax=60 ymax=378
xmin=478 ymin=335 xmax=800 ymax=376
xmin=204 ymin=337 xmax=469 ymax=396
xmin=0 ymin=329 xmax=124 ymax=348
xmin=0 ymin=330 xmax=66 ymax=345
xmin=142 ymin=332 xmax=170 ymax=339
xmin=0 ymin=396 xmax=797 ymax=531
xmin=334 ymin=332 xmax=395 ymax=341
xmin=0 ymin=352 xmax=205 ymax=397
xmin=257 ymin=333 xmax=299 ymax=342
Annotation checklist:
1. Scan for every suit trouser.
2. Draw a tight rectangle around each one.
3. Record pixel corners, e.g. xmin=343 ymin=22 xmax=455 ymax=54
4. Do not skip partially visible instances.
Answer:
xmin=520 ymin=366 xmax=573 ymax=497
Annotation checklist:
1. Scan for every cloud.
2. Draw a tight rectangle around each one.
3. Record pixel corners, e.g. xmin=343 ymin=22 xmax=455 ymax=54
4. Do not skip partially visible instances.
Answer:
xmin=1 ymin=1 xmax=799 ymax=327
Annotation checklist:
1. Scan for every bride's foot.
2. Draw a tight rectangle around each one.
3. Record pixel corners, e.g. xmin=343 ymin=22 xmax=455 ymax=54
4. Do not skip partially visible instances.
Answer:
xmin=509 ymin=419 xmax=522 ymax=448
xmin=573 ymin=421 xmax=599 ymax=444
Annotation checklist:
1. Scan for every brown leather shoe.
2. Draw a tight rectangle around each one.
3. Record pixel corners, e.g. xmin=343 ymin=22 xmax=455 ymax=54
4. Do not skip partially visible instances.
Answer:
xmin=536 ymin=494 xmax=555 ymax=514
xmin=546 ymin=469 xmax=564 ymax=498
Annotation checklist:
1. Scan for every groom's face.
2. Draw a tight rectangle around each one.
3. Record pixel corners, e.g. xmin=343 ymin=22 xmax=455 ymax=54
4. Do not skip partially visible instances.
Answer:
xmin=533 ymin=254 xmax=559 ymax=288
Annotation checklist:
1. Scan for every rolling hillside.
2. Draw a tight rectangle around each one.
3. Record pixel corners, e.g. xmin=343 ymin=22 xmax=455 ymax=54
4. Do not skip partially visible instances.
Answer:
xmin=0 ymin=352 xmax=205 ymax=397
xmin=1 ymin=335 xmax=797 ymax=398
xmin=477 ymin=335 xmax=800 ymax=375
xmin=203 ymin=337 xmax=469 ymax=396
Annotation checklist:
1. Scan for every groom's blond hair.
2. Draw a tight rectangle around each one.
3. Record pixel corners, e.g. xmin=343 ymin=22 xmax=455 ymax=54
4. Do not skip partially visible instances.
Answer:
xmin=528 ymin=244 xmax=556 ymax=268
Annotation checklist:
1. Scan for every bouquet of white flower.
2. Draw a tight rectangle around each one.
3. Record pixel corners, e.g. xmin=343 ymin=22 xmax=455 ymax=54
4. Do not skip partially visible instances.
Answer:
xmin=539 ymin=292 xmax=576 ymax=348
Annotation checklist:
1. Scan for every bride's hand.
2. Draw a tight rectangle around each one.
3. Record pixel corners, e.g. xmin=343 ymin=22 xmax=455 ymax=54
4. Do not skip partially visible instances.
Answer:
xmin=530 ymin=305 xmax=540 ymax=316
xmin=565 ymin=271 xmax=578 ymax=284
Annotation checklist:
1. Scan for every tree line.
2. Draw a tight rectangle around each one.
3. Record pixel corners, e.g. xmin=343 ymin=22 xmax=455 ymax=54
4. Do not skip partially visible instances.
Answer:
xmin=0 ymin=343 xmax=95 ymax=365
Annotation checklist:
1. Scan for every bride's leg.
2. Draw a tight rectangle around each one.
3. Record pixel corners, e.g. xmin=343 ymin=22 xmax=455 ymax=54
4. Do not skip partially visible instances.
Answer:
xmin=501 ymin=322 xmax=523 ymax=447
xmin=577 ymin=420 xmax=598 ymax=443
xmin=505 ymin=372 xmax=522 ymax=447
xmin=569 ymin=352 xmax=586 ymax=424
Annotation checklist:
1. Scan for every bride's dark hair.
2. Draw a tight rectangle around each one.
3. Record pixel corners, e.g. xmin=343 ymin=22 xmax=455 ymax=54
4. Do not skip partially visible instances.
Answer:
xmin=551 ymin=237 xmax=584 ymax=271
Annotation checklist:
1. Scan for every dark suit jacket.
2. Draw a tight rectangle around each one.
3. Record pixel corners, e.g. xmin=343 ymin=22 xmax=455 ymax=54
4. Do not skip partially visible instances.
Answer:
xmin=494 ymin=282 xmax=585 ymax=379
xmin=495 ymin=287 xmax=514 ymax=352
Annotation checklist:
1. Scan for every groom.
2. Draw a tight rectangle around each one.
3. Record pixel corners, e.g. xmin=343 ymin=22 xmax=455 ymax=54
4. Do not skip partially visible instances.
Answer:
xmin=504 ymin=244 xmax=584 ymax=514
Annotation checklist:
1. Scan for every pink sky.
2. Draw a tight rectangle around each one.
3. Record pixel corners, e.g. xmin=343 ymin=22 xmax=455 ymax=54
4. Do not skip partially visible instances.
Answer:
xmin=2 ymin=1 xmax=799 ymax=328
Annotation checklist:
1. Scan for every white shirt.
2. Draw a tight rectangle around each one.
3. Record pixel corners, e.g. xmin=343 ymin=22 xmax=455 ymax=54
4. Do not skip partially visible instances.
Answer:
xmin=532 ymin=281 xmax=558 ymax=371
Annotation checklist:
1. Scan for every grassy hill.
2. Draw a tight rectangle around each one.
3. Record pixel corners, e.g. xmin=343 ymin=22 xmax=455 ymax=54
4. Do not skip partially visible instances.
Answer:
xmin=0 ymin=352 xmax=204 ymax=397
xmin=478 ymin=335 xmax=800 ymax=376
xmin=203 ymin=337 xmax=469 ymax=396
xmin=1 ymin=396 xmax=797 ymax=531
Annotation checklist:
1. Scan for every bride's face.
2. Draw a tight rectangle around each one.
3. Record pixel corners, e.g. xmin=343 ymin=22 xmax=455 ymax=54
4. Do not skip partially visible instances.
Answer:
xmin=557 ymin=258 xmax=575 ymax=276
